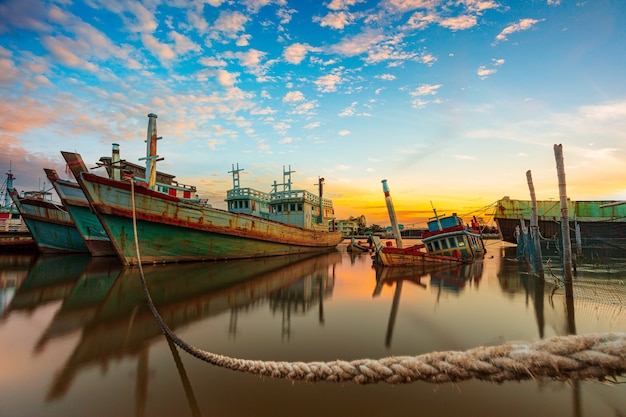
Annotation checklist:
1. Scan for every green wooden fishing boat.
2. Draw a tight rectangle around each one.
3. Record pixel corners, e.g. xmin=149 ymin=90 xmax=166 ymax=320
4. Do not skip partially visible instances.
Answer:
xmin=64 ymin=113 xmax=343 ymax=266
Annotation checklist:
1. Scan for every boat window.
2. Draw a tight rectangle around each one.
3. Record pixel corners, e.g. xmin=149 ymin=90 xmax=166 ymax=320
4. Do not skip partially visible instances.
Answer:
xmin=448 ymin=237 xmax=456 ymax=248
xmin=441 ymin=239 xmax=448 ymax=249
xmin=458 ymin=239 xmax=466 ymax=247
xmin=277 ymin=205 xmax=282 ymax=212
xmin=298 ymin=203 xmax=303 ymax=211
xmin=244 ymin=201 xmax=249 ymax=208
xmin=433 ymin=241 xmax=441 ymax=251
xmin=290 ymin=203 xmax=296 ymax=211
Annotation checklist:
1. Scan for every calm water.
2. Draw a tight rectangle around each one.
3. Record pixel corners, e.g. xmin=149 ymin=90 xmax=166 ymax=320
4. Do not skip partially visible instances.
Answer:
xmin=0 ymin=240 xmax=625 ymax=417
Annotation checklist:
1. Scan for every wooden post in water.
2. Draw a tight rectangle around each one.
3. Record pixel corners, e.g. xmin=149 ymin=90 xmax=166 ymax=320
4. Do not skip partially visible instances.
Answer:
xmin=553 ymin=144 xmax=573 ymax=284
xmin=526 ymin=170 xmax=544 ymax=278
xmin=381 ymin=179 xmax=403 ymax=248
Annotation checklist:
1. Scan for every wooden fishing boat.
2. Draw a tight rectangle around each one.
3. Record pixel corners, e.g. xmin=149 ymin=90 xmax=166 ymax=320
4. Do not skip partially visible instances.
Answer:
xmin=65 ymin=113 xmax=343 ymax=266
xmin=44 ymin=168 xmax=116 ymax=257
xmin=9 ymin=188 xmax=89 ymax=254
xmin=0 ymin=168 xmax=35 ymax=250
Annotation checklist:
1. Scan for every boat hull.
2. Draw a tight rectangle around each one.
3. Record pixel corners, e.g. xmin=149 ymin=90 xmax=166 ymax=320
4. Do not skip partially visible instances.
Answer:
xmin=494 ymin=198 xmax=626 ymax=246
xmin=377 ymin=246 xmax=466 ymax=267
xmin=12 ymin=197 xmax=89 ymax=254
xmin=50 ymin=179 xmax=116 ymax=257
xmin=78 ymin=173 xmax=343 ymax=265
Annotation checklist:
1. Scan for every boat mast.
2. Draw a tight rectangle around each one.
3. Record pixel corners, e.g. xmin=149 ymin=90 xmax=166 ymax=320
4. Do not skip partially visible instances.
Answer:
xmin=229 ymin=163 xmax=243 ymax=190
xmin=381 ymin=179 xmax=403 ymax=248
xmin=3 ymin=163 xmax=15 ymax=207
xmin=431 ymin=201 xmax=443 ymax=231
xmin=139 ymin=113 xmax=162 ymax=189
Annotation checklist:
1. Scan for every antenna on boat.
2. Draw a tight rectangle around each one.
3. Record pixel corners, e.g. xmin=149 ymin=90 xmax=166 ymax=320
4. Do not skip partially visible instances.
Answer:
xmin=139 ymin=113 xmax=163 ymax=189
xmin=431 ymin=201 xmax=443 ymax=231
xmin=381 ymin=179 xmax=403 ymax=249
xmin=229 ymin=163 xmax=244 ymax=190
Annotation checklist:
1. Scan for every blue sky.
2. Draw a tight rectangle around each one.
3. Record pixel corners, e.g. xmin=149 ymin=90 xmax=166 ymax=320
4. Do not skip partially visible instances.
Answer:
xmin=2 ymin=0 xmax=626 ymax=226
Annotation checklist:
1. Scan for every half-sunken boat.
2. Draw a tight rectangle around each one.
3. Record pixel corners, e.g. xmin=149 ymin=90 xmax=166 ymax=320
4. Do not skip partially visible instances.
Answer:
xmin=373 ymin=180 xmax=485 ymax=267
xmin=65 ymin=113 xmax=343 ymax=265
xmin=44 ymin=168 xmax=116 ymax=257
xmin=9 ymin=188 xmax=89 ymax=254
xmin=421 ymin=211 xmax=486 ymax=259
xmin=494 ymin=196 xmax=626 ymax=247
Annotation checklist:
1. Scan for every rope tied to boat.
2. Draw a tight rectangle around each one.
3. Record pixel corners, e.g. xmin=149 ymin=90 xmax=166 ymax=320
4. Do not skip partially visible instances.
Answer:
xmin=129 ymin=179 xmax=626 ymax=385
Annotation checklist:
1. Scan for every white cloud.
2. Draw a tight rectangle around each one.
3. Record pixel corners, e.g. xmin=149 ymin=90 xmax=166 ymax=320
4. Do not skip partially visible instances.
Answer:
xmin=496 ymin=18 xmax=541 ymax=42
xmin=283 ymin=91 xmax=305 ymax=102
xmin=283 ymin=43 xmax=310 ymax=64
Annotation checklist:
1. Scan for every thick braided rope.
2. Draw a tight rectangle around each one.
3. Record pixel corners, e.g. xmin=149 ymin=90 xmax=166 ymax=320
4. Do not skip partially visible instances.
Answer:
xmin=129 ymin=180 xmax=626 ymax=384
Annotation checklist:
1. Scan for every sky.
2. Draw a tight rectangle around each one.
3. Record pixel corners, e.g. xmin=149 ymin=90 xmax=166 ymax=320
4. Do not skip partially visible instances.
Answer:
xmin=2 ymin=0 xmax=626 ymax=228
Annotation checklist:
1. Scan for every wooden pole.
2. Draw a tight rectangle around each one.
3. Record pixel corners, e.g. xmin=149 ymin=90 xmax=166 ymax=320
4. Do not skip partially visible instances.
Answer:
xmin=553 ymin=144 xmax=573 ymax=284
xmin=381 ymin=179 xmax=403 ymax=248
xmin=526 ymin=170 xmax=544 ymax=277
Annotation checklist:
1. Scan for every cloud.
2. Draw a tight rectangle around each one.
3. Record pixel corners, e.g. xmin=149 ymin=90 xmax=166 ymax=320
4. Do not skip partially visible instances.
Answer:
xmin=169 ymin=31 xmax=201 ymax=55
xmin=141 ymin=33 xmax=176 ymax=61
xmin=495 ymin=18 xmax=541 ymax=42
xmin=216 ymin=69 xmax=238 ymax=87
xmin=338 ymin=129 xmax=351 ymax=136
xmin=42 ymin=36 xmax=99 ymax=72
xmin=330 ymin=29 xmax=385 ymax=57
xmin=477 ymin=66 xmax=496 ymax=79
xmin=439 ymin=15 xmax=477 ymax=30
xmin=315 ymin=73 xmax=343 ymax=92
xmin=314 ymin=11 xmax=354 ymax=30
xmin=377 ymin=73 xmax=396 ymax=80
xmin=0 ymin=51 xmax=21 ymax=85
xmin=283 ymin=43 xmax=310 ymax=64
xmin=328 ymin=0 xmax=366 ymax=10
xmin=411 ymin=83 xmax=441 ymax=96
xmin=283 ymin=91 xmax=305 ymax=102
xmin=212 ymin=10 xmax=248 ymax=39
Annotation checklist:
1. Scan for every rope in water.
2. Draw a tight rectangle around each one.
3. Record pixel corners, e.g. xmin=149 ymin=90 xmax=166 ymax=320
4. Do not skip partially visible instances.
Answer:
xmin=129 ymin=180 xmax=626 ymax=384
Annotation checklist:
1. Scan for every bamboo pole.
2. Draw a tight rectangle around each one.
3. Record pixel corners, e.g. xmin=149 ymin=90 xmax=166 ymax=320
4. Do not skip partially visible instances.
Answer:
xmin=526 ymin=170 xmax=544 ymax=277
xmin=553 ymin=144 xmax=573 ymax=284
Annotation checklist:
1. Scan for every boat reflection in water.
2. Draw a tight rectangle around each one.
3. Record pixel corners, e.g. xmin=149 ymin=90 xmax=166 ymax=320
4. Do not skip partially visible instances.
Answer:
xmin=44 ymin=250 xmax=341 ymax=401
xmin=2 ymin=254 xmax=92 ymax=316
xmin=0 ymin=254 xmax=37 ymax=315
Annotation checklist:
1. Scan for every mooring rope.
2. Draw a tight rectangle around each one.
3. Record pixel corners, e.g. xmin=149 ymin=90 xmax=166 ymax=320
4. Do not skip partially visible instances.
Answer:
xmin=129 ymin=180 xmax=626 ymax=384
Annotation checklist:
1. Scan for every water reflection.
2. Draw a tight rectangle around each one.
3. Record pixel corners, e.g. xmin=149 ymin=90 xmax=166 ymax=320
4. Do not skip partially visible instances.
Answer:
xmin=0 ymin=245 xmax=624 ymax=417
xmin=45 ymin=251 xmax=341 ymax=401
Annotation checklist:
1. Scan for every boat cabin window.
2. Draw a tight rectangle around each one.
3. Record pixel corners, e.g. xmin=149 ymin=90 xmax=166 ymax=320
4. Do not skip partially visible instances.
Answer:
xmin=440 ymin=239 xmax=448 ymax=250
xmin=448 ymin=237 xmax=456 ymax=248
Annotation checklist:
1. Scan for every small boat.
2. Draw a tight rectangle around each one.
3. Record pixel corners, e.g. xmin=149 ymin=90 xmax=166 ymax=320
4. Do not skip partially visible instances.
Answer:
xmin=44 ymin=168 xmax=116 ymax=257
xmin=65 ymin=113 xmax=343 ymax=265
xmin=0 ymin=168 xmax=35 ymax=251
xmin=346 ymin=237 xmax=370 ymax=252
xmin=373 ymin=179 xmax=485 ymax=267
xmin=9 ymin=188 xmax=89 ymax=254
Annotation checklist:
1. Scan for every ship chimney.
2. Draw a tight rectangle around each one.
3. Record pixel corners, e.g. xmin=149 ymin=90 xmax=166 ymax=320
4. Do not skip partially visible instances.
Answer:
xmin=381 ymin=179 xmax=403 ymax=248
xmin=111 ymin=143 xmax=121 ymax=181
xmin=140 ymin=113 xmax=161 ymax=189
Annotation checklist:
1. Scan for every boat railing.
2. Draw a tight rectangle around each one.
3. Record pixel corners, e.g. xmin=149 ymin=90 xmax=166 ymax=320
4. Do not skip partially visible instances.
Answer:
xmin=227 ymin=187 xmax=271 ymax=202
xmin=271 ymin=190 xmax=334 ymax=208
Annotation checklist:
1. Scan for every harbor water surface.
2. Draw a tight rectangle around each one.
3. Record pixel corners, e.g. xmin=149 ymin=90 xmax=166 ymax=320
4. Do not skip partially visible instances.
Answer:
xmin=1 ymin=240 xmax=625 ymax=417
